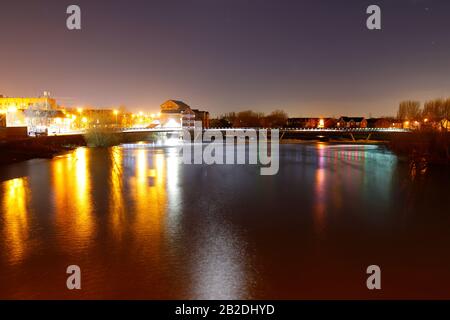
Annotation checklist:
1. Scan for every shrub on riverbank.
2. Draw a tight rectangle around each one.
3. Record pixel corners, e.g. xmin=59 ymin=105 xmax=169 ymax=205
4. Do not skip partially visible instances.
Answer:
xmin=84 ymin=128 xmax=122 ymax=147
xmin=390 ymin=131 xmax=450 ymax=164
xmin=84 ymin=128 xmax=157 ymax=147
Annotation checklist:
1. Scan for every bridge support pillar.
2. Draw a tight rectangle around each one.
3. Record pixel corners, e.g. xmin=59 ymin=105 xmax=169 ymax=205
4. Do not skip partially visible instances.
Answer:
xmin=349 ymin=133 xmax=356 ymax=142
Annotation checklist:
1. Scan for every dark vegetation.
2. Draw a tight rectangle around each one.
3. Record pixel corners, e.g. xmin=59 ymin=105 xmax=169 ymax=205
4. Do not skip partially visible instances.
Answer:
xmin=0 ymin=130 xmax=157 ymax=165
xmin=0 ymin=135 xmax=86 ymax=165
xmin=390 ymin=131 xmax=450 ymax=165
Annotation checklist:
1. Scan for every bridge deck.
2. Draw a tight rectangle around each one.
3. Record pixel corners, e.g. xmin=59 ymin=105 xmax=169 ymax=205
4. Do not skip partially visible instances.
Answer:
xmin=52 ymin=127 xmax=410 ymax=136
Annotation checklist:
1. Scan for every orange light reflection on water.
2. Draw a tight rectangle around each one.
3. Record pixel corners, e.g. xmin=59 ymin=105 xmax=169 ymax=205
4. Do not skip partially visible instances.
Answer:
xmin=1 ymin=177 xmax=30 ymax=265
xmin=52 ymin=148 xmax=94 ymax=252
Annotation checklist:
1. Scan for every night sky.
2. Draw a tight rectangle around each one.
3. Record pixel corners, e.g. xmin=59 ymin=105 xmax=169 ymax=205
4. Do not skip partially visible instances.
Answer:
xmin=0 ymin=0 xmax=449 ymax=117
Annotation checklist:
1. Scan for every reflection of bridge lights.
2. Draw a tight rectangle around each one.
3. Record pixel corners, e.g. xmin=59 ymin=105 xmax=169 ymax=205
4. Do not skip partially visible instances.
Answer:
xmin=165 ymin=137 xmax=181 ymax=146
xmin=163 ymin=118 xmax=182 ymax=128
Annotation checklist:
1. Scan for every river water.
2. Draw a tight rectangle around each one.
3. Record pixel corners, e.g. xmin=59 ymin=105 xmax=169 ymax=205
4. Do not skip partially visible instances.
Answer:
xmin=0 ymin=142 xmax=449 ymax=299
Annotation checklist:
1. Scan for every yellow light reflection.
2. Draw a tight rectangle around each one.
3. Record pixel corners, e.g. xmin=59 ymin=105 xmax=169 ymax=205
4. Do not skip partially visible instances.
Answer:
xmin=1 ymin=177 xmax=30 ymax=265
xmin=52 ymin=148 xmax=93 ymax=251
xmin=129 ymin=149 xmax=167 ymax=259
xmin=110 ymin=146 xmax=125 ymax=238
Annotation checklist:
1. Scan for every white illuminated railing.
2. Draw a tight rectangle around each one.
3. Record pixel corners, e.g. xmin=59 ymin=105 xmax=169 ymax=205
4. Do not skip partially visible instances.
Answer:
xmin=49 ymin=126 xmax=411 ymax=136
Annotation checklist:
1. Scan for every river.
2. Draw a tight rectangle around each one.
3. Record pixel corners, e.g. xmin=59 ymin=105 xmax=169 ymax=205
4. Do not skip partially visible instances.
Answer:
xmin=0 ymin=142 xmax=449 ymax=299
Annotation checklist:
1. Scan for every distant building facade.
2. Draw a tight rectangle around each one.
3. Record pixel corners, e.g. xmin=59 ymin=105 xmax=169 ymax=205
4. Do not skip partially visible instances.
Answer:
xmin=192 ymin=109 xmax=210 ymax=129
xmin=78 ymin=109 xmax=118 ymax=127
xmin=366 ymin=117 xmax=402 ymax=128
xmin=0 ymin=92 xmax=57 ymax=112
xmin=337 ymin=117 xmax=367 ymax=128
xmin=287 ymin=118 xmax=318 ymax=128
xmin=286 ymin=117 xmax=336 ymax=128
xmin=160 ymin=100 xmax=208 ymax=129
xmin=160 ymin=100 xmax=195 ymax=128
xmin=0 ymin=92 xmax=62 ymax=132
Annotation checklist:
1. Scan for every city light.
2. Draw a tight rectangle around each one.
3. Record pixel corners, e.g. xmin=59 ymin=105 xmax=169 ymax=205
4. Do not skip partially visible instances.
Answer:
xmin=318 ymin=119 xmax=325 ymax=128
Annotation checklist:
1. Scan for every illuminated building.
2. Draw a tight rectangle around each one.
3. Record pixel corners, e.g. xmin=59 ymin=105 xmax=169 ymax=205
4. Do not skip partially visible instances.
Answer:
xmin=287 ymin=117 xmax=336 ymax=128
xmin=0 ymin=92 xmax=57 ymax=111
xmin=160 ymin=100 xmax=195 ymax=128
xmin=336 ymin=117 xmax=367 ymax=128
xmin=25 ymin=109 xmax=71 ymax=135
xmin=0 ymin=92 xmax=64 ymax=133
xmin=160 ymin=100 xmax=209 ymax=128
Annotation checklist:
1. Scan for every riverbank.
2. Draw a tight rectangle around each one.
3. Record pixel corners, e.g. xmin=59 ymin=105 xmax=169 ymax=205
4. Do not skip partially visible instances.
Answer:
xmin=0 ymin=135 xmax=86 ymax=166
xmin=390 ymin=131 xmax=450 ymax=165
xmin=0 ymin=131 xmax=158 ymax=166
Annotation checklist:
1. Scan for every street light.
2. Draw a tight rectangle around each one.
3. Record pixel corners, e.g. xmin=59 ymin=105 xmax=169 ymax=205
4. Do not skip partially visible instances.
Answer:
xmin=113 ymin=110 xmax=119 ymax=126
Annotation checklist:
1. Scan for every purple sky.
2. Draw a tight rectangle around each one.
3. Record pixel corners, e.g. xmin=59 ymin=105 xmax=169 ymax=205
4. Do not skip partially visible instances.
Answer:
xmin=1 ymin=0 xmax=449 ymax=117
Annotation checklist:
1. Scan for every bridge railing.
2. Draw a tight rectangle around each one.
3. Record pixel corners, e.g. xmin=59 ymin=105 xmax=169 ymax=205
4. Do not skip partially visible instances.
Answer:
xmin=53 ymin=126 xmax=411 ymax=136
xmin=206 ymin=127 xmax=410 ymax=133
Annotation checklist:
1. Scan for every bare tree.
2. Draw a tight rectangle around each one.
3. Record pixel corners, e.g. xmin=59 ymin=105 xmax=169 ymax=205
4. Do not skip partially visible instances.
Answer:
xmin=264 ymin=109 xmax=288 ymax=128
xmin=235 ymin=110 xmax=264 ymax=127
xmin=423 ymin=99 xmax=445 ymax=122
xmin=397 ymin=100 xmax=421 ymax=120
